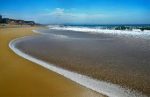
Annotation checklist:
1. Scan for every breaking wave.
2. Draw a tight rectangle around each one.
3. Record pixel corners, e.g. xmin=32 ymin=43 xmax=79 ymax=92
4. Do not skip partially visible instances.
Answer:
xmin=48 ymin=25 xmax=150 ymax=39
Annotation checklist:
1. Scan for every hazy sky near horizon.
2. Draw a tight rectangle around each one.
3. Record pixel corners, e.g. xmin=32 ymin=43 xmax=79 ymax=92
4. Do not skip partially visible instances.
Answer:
xmin=0 ymin=0 xmax=150 ymax=24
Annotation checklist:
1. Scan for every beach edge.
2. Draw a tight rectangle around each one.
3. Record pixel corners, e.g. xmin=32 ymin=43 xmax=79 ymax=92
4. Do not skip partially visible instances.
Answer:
xmin=8 ymin=30 xmax=148 ymax=97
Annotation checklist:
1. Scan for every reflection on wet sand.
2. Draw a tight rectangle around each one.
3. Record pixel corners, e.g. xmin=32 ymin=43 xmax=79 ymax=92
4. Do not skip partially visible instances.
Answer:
xmin=16 ymin=29 xmax=150 ymax=96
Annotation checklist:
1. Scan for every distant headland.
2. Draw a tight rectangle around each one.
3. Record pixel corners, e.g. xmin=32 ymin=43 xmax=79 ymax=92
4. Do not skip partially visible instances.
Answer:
xmin=0 ymin=15 xmax=40 ymax=26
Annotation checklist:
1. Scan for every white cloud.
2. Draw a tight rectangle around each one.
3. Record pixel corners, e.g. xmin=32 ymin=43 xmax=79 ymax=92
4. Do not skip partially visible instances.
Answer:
xmin=50 ymin=8 xmax=65 ymax=16
xmin=41 ymin=8 xmax=65 ymax=16
xmin=49 ymin=8 xmax=107 ymax=18
xmin=39 ymin=8 xmax=109 ymax=24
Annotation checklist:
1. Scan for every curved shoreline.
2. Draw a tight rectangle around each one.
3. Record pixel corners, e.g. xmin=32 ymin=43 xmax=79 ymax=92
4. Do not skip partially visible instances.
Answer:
xmin=9 ymin=30 xmax=148 ymax=97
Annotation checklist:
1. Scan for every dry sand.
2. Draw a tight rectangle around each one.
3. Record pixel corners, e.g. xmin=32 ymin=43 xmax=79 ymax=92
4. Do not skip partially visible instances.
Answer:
xmin=0 ymin=27 xmax=105 ymax=97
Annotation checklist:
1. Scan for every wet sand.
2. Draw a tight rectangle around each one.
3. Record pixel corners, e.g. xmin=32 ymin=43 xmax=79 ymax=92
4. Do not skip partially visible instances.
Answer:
xmin=15 ymin=29 xmax=150 ymax=96
xmin=0 ymin=27 xmax=105 ymax=97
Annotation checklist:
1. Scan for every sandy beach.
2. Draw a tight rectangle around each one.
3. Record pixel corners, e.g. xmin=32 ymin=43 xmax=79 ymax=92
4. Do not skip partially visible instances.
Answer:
xmin=1 ymin=0 xmax=150 ymax=96
xmin=14 ymin=29 xmax=150 ymax=96
xmin=0 ymin=26 xmax=105 ymax=97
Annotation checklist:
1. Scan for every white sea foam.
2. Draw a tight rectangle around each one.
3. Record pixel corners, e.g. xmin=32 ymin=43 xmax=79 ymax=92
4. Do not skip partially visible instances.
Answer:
xmin=8 ymin=30 xmax=148 ymax=97
xmin=33 ymin=30 xmax=68 ymax=39
xmin=48 ymin=25 xmax=150 ymax=39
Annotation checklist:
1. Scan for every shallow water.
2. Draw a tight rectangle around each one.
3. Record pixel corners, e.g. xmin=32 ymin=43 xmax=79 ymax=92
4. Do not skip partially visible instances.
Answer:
xmin=15 ymin=29 xmax=150 ymax=96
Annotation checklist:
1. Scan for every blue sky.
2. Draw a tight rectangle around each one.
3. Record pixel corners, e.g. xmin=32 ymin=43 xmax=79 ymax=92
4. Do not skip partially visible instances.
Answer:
xmin=0 ymin=0 xmax=150 ymax=24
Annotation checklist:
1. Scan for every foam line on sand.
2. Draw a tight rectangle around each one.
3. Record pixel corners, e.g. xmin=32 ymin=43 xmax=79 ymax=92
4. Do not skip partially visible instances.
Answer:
xmin=9 ymin=30 xmax=147 ymax=97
